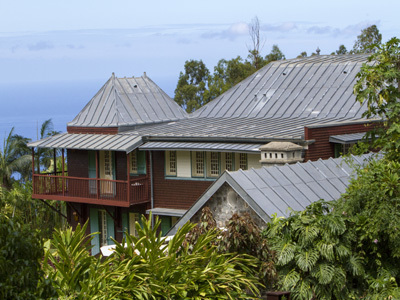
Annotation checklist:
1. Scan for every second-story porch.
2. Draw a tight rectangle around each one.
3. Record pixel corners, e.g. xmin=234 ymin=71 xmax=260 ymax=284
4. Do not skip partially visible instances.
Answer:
xmin=29 ymin=133 xmax=149 ymax=207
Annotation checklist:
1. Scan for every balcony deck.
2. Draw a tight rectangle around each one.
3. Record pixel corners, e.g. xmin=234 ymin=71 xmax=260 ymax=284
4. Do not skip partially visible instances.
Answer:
xmin=32 ymin=173 xmax=149 ymax=207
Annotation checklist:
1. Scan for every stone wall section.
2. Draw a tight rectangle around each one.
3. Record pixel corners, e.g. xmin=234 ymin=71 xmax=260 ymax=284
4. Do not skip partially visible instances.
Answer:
xmin=191 ymin=182 xmax=265 ymax=229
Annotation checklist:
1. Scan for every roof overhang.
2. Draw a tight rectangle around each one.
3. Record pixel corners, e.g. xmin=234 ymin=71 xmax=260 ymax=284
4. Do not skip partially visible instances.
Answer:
xmin=28 ymin=133 xmax=143 ymax=153
xmin=139 ymin=141 xmax=263 ymax=153
xmin=329 ymin=132 xmax=366 ymax=144
xmin=146 ymin=208 xmax=187 ymax=217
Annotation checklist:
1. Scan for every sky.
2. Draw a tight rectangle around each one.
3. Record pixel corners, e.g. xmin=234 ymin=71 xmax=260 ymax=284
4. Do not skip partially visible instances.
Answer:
xmin=0 ymin=0 xmax=399 ymax=140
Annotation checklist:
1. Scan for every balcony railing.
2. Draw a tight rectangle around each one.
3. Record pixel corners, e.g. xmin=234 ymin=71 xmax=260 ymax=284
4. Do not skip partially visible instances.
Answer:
xmin=32 ymin=173 xmax=149 ymax=207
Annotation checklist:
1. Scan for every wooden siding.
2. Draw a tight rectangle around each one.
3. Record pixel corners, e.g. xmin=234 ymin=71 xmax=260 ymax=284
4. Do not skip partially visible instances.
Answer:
xmin=67 ymin=126 xmax=118 ymax=134
xmin=304 ymin=122 xmax=379 ymax=161
xmin=152 ymin=151 xmax=212 ymax=210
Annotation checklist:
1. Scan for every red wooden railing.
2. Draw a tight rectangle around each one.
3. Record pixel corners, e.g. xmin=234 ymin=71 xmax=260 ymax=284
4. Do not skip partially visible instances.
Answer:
xmin=32 ymin=173 xmax=149 ymax=207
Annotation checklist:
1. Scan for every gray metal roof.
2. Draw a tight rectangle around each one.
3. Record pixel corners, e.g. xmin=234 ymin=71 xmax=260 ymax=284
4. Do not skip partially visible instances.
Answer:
xmin=329 ymin=132 xmax=366 ymax=144
xmin=139 ymin=141 xmax=263 ymax=153
xmin=168 ymin=153 xmax=379 ymax=235
xmin=68 ymin=73 xmax=188 ymax=128
xmin=27 ymin=133 xmax=143 ymax=153
xmin=193 ymin=55 xmax=369 ymax=121
xmin=129 ymin=116 xmax=366 ymax=142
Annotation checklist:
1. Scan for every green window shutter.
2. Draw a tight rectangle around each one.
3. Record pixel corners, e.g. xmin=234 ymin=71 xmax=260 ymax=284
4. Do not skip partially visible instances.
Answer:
xmin=137 ymin=151 xmax=146 ymax=174
xmin=160 ymin=216 xmax=171 ymax=237
xmin=106 ymin=213 xmax=115 ymax=245
xmin=90 ymin=208 xmax=100 ymax=255
xmin=88 ymin=151 xmax=96 ymax=178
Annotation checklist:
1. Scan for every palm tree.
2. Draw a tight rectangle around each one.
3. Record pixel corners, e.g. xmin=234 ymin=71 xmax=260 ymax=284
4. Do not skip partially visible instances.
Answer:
xmin=36 ymin=119 xmax=60 ymax=174
xmin=0 ymin=128 xmax=32 ymax=189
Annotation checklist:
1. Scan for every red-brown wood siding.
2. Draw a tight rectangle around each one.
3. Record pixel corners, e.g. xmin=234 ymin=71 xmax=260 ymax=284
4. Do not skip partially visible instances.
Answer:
xmin=67 ymin=126 xmax=118 ymax=134
xmin=67 ymin=149 xmax=89 ymax=177
xmin=151 ymin=151 xmax=213 ymax=210
xmin=304 ymin=122 xmax=378 ymax=161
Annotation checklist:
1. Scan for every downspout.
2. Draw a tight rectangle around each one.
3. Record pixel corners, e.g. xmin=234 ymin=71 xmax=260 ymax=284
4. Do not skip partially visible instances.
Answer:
xmin=150 ymin=151 xmax=154 ymax=228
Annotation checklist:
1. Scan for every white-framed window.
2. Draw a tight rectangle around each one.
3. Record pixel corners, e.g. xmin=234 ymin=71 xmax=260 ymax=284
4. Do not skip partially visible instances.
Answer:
xmin=130 ymin=151 xmax=138 ymax=174
xmin=239 ymin=153 xmax=248 ymax=170
xmin=165 ymin=151 xmax=177 ymax=176
xmin=191 ymin=151 xmax=205 ymax=177
xmin=98 ymin=210 xmax=108 ymax=247
xmin=223 ymin=152 xmax=234 ymax=171
xmin=207 ymin=152 xmax=220 ymax=178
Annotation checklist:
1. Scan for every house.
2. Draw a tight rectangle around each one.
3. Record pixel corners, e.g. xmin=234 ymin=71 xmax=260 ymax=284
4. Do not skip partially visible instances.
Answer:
xmin=28 ymin=55 xmax=380 ymax=254
xmin=167 ymin=153 xmax=379 ymax=235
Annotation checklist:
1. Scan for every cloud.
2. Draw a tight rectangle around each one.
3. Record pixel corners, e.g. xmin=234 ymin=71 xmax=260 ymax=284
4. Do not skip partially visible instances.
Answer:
xmin=176 ymin=38 xmax=193 ymax=45
xmin=28 ymin=41 xmax=54 ymax=51
xmin=306 ymin=21 xmax=381 ymax=37
xmin=201 ymin=22 xmax=249 ymax=40
xmin=66 ymin=44 xmax=84 ymax=49
xmin=262 ymin=22 xmax=297 ymax=32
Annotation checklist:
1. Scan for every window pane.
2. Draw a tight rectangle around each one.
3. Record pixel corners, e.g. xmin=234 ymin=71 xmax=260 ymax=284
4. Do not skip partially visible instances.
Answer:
xmin=225 ymin=153 xmax=233 ymax=171
xmin=239 ymin=153 xmax=247 ymax=170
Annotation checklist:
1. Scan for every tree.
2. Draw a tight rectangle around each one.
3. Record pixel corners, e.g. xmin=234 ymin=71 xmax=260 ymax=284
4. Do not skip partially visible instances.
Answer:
xmin=0 ymin=128 xmax=31 ymax=189
xmin=174 ymin=60 xmax=211 ymax=113
xmin=297 ymin=51 xmax=307 ymax=58
xmin=0 ymin=214 xmax=54 ymax=299
xmin=265 ymin=44 xmax=285 ymax=63
xmin=352 ymin=24 xmax=382 ymax=54
xmin=333 ymin=44 xmax=348 ymax=55
xmin=248 ymin=16 xmax=266 ymax=70
xmin=35 ymin=119 xmax=60 ymax=174
xmin=354 ymin=37 xmax=400 ymax=160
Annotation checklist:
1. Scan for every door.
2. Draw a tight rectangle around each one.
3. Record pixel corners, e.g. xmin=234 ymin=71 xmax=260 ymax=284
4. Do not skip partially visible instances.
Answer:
xmin=99 ymin=151 xmax=116 ymax=195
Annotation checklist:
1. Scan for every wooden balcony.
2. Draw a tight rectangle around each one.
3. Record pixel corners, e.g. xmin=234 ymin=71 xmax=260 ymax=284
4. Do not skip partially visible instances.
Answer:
xmin=32 ymin=172 xmax=149 ymax=207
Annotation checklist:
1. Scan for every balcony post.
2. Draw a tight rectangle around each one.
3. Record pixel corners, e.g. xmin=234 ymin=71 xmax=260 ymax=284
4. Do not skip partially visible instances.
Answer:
xmin=62 ymin=149 xmax=65 ymax=197
xmin=127 ymin=153 xmax=130 ymax=204
xmin=53 ymin=148 xmax=57 ymax=193
xmin=96 ymin=151 xmax=99 ymax=200
xmin=32 ymin=148 xmax=35 ymax=193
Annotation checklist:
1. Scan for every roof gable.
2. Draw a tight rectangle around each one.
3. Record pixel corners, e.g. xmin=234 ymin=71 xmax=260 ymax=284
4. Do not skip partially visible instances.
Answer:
xmin=68 ymin=73 xmax=188 ymax=128
xmin=168 ymin=153 xmax=379 ymax=235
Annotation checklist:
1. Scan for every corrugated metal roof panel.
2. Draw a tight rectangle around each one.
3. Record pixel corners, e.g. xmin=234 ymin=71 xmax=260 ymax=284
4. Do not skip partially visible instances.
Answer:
xmin=193 ymin=55 xmax=369 ymax=120
xmin=27 ymin=133 xmax=143 ymax=153
xmin=138 ymin=142 xmax=263 ymax=153
xmin=68 ymin=74 xmax=188 ymax=128
xmin=329 ymin=132 xmax=366 ymax=144
xmin=227 ymin=153 xmax=378 ymax=218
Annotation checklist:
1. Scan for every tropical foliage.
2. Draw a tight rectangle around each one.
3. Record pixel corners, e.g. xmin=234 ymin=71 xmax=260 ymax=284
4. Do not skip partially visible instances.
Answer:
xmin=266 ymin=37 xmax=400 ymax=299
xmin=0 ymin=214 xmax=54 ymax=300
xmin=42 ymin=215 xmax=262 ymax=299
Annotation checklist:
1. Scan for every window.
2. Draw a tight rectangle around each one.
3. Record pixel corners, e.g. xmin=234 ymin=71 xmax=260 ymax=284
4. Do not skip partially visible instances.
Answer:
xmin=130 ymin=150 xmax=146 ymax=175
xmin=334 ymin=143 xmax=355 ymax=158
xmin=130 ymin=151 xmax=137 ymax=173
xmin=239 ymin=153 xmax=248 ymax=170
xmin=165 ymin=151 xmax=177 ymax=176
xmin=98 ymin=210 xmax=108 ymax=247
xmin=192 ymin=151 xmax=205 ymax=177
xmin=129 ymin=212 xmax=140 ymax=237
xmin=207 ymin=152 xmax=220 ymax=177
xmin=224 ymin=153 xmax=234 ymax=171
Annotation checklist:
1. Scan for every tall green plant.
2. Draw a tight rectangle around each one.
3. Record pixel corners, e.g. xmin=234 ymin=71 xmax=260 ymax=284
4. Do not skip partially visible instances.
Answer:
xmin=266 ymin=200 xmax=364 ymax=300
xmin=112 ymin=214 xmax=261 ymax=299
